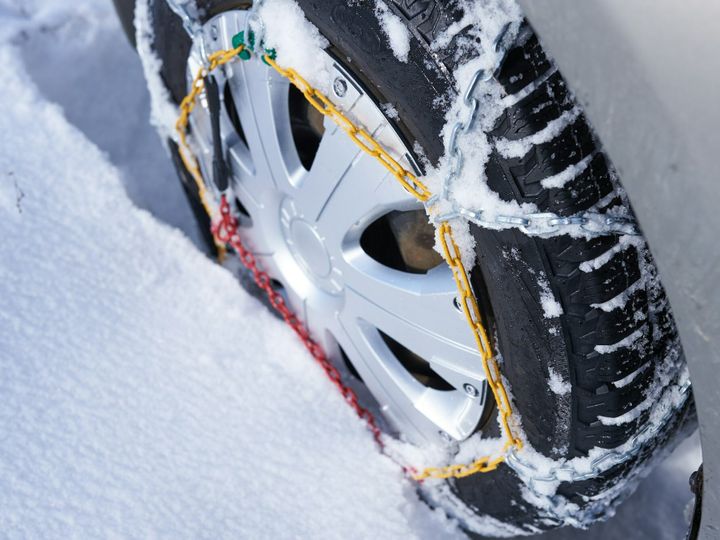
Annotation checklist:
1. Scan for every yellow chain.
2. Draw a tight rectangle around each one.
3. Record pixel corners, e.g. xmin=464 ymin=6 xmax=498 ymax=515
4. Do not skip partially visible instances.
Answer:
xmin=263 ymin=57 xmax=434 ymax=203
xmin=175 ymin=45 xmax=246 ymax=257
xmin=175 ymin=41 xmax=522 ymax=481
xmin=417 ymin=223 xmax=523 ymax=479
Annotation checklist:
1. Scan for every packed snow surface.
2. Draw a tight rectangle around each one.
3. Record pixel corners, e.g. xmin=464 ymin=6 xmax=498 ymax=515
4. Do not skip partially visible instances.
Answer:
xmin=0 ymin=0 xmax=701 ymax=538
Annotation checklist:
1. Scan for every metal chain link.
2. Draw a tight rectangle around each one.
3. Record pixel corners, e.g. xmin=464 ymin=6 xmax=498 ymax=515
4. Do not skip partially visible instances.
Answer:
xmin=421 ymin=18 xmax=688 ymax=512
xmin=426 ymin=23 xmax=640 ymax=239
xmin=507 ymin=378 xmax=691 ymax=486
xmin=165 ymin=0 xmax=212 ymax=63
xmin=171 ymin=21 xmax=416 ymax=477
xmin=261 ymin=37 xmax=687 ymax=487
xmin=433 ymin=208 xmax=640 ymax=237
xmin=509 ymin=377 xmax=691 ymax=525
xmin=164 ymin=0 xmax=200 ymax=35
xmin=414 ymin=222 xmax=523 ymax=480
xmin=428 ymin=23 xmax=512 ymax=205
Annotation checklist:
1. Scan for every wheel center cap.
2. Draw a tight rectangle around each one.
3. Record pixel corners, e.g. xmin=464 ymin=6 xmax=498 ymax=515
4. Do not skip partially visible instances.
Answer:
xmin=289 ymin=219 xmax=331 ymax=278
xmin=280 ymin=197 xmax=343 ymax=294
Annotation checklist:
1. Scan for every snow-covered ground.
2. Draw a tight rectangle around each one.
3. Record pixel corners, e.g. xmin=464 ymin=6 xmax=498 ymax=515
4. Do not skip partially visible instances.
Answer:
xmin=0 ymin=1 xmax=701 ymax=538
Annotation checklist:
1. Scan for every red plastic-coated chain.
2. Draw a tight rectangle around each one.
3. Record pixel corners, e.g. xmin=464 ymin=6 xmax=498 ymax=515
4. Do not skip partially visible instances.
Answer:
xmin=212 ymin=194 xmax=385 ymax=448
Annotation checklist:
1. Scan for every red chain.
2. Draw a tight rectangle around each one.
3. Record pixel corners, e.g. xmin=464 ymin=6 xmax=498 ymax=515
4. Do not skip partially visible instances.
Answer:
xmin=212 ymin=194 xmax=385 ymax=448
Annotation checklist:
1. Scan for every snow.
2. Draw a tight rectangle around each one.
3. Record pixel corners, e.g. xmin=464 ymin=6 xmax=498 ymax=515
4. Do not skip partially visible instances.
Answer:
xmin=431 ymin=0 xmax=523 ymax=54
xmin=374 ymin=1 xmax=411 ymax=63
xmin=540 ymin=153 xmax=594 ymax=189
xmin=382 ymin=102 xmax=400 ymax=119
xmin=595 ymin=327 xmax=645 ymax=354
xmin=547 ymin=368 xmax=571 ymax=396
xmin=135 ymin=0 xmax=180 ymax=142
xmin=505 ymin=353 xmax=692 ymax=521
xmin=591 ymin=278 xmax=646 ymax=313
xmin=0 ymin=0 xmax=702 ymax=538
xmin=500 ymin=66 xmax=557 ymax=108
xmin=418 ymin=0 xmax=636 ymax=274
xmin=579 ymin=235 xmax=644 ymax=273
xmin=413 ymin=1 xmax=694 ymax=530
xmin=613 ymin=363 xmax=650 ymax=389
xmin=538 ymin=276 xmax=563 ymax=319
xmin=599 ymin=346 xmax=686 ymax=428
xmin=258 ymin=0 xmax=332 ymax=93
xmin=17 ymin=0 xmax=200 ymax=247
xmin=494 ymin=108 xmax=581 ymax=159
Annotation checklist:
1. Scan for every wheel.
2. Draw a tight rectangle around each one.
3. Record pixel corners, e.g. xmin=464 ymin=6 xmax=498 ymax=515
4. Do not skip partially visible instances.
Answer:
xmin=141 ymin=0 xmax=693 ymax=534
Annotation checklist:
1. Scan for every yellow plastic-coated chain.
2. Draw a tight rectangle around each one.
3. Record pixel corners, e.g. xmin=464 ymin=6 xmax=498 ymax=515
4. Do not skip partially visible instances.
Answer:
xmin=263 ymin=55 xmax=433 ymax=203
xmin=176 ymin=42 xmax=522 ymax=481
xmin=266 ymin=52 xmax=525 ymax=479
xmin=175 ymin=44 xmax=246 ymax=257
xmin=417 ymin=454 xmax=507 ymax=480
xmin=410 ymin=224 xmax=523 ymax=481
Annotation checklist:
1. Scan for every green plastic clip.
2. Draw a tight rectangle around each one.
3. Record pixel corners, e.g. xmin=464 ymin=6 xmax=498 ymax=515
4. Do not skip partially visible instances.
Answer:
xmin=232 ymin=30 xmax=277 ymax=65
xmin=261 ymin=48 xmax=277 ymax=66
xmin=231 ymin=31 xmax=253 ymax=61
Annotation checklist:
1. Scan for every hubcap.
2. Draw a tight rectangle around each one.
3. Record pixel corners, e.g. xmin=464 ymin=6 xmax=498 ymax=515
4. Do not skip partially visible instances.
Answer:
xmin=187 ymin=11 xmax=492 ymax=446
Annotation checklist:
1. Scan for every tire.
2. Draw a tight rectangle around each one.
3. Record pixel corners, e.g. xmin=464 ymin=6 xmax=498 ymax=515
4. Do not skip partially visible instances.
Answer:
xmin=144 ymin=0 xmax=693 ymax=533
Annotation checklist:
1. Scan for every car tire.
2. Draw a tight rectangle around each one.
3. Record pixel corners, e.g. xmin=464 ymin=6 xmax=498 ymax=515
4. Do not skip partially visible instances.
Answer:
xmin=137 ymin=0 xmax=693 ymax=533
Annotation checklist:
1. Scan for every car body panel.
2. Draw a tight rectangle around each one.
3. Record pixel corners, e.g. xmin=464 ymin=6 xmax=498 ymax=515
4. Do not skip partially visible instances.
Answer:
xmin=518 ymin=1 xmax=720 ymax=536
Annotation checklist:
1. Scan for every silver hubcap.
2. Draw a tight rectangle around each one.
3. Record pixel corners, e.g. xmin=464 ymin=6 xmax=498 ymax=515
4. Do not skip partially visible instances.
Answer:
xmin=187 ymin=11 xmax=491 ymax=446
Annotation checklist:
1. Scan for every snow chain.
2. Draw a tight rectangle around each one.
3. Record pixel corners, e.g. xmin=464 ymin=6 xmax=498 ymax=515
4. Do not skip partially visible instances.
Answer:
xmin=175 ymin=37 xmax=522 ymax=481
